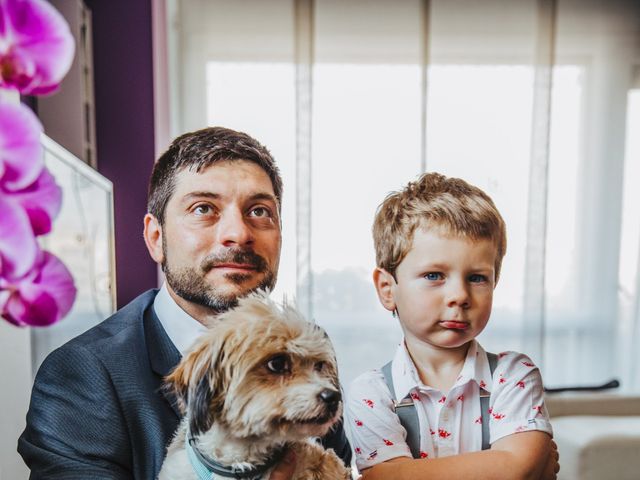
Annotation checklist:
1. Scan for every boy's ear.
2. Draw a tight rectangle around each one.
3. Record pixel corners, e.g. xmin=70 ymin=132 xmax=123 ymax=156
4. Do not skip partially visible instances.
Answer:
xmin=373 ymin=267 xmax=396 ymax=313
xmin=143 ymin=213 xmax=164 ymax=264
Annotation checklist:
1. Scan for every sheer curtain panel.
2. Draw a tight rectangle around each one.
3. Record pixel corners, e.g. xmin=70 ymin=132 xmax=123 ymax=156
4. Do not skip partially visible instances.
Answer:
xmin=167 ymin=0 xmax=640 ymax=391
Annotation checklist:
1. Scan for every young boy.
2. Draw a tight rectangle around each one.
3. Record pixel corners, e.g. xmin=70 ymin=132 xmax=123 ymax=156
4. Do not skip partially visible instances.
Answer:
xmin=346 ymin=172 xmax=557 ymax=480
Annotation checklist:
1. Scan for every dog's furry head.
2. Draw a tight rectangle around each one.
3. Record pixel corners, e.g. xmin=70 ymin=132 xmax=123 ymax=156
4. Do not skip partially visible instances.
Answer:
xmin=165 ymin=291 xmax=342 ymax=444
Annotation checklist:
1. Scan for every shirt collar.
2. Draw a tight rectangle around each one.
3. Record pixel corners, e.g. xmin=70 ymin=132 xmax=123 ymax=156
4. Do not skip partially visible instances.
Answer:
xmin=153 ymin=283 xmax=208 ymax=356
xmin=390 ymin=339 xmax=494 ymax=399
xmin=457 ymin=340 xmax=494 ymax=393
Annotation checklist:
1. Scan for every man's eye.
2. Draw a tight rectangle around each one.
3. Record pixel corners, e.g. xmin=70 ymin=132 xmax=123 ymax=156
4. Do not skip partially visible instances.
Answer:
xmin=249 ymin=207 xmax=272 ymax=218
xmin=424 ymin=272 xmax=443 ymax=281
xmin=193 ymin=204 xmax=213 ymax=216
xmin=469 ymin=274 xmax=488 ymax=283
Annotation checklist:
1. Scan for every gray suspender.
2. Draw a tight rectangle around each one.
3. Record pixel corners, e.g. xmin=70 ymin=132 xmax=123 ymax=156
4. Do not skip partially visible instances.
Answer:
xmin=381 ymin=352 xmax=498 ymax=457
xmin=480 ymin=353 xmax=498 ymax=451
xmin=381 ymin=362 xmax=422 ymax=458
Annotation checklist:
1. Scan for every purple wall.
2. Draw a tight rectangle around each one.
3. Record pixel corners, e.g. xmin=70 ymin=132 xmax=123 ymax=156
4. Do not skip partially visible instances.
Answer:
xmin=85 ymin=0 xmax=157 ymax=308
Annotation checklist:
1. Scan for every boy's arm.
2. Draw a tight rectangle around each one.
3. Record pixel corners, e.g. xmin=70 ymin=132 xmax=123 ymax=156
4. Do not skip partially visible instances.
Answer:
xmin=361 ymin=431 xmax=558 ymax=480
xmin=345 ymin=369 xmax=415 ymax=470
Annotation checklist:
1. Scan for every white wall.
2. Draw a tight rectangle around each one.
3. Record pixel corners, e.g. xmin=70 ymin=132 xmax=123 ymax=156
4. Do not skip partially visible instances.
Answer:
xmin=0 ymin=322 xmax=31 ymax=480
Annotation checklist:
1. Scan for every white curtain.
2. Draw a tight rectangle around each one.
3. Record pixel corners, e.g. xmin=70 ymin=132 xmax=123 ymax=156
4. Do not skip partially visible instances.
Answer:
xmin=168 ymin=0 xmax=640 ymax=391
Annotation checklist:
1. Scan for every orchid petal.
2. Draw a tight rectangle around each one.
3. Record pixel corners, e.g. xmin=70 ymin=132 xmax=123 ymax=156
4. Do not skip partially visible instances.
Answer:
xmin=1 ymin=250 xmax=76 ymax=327
xmin=6 ymin=167 xmax=61 ymax=235
xmin=0 ymin=193 xmax=38 ymax=278
xmin=0 ymin=0 xmax=75 ymax=95
xmin=0 ymin=287 xmax=10 ymax=311
xmin=0 ymin=101 xmax=43 ymax=190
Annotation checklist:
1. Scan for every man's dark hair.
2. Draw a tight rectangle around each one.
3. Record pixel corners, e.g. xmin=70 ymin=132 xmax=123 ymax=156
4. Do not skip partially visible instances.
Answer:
xmin=148 ymin=127 xmax=283 ymax=225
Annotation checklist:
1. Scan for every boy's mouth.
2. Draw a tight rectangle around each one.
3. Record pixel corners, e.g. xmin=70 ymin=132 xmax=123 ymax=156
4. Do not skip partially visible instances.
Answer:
xmin=438 ymin=320 xmax=469 ymax=330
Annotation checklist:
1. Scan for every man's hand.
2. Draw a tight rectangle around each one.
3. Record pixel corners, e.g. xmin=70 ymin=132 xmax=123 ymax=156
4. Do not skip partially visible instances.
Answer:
xmin=269 ymin=450 xmax=297 ymax=480
xmin=540 ymin=439 xmax=560 ymax=480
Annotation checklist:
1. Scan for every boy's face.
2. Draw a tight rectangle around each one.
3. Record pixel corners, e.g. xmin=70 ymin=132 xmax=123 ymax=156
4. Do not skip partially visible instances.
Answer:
xmin=375 ymin=227 xmax=497 ymax=353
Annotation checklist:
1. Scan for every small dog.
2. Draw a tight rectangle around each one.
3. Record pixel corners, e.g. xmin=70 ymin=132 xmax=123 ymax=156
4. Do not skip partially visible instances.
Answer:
xmin=158 ymin=291 xmax=351 ymax=480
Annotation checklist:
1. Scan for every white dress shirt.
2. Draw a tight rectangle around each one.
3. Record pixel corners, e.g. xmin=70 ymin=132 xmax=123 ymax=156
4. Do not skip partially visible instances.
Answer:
xmin=152 ymin=283 xmax=208 ymax=356
xmin=345 ymin=340 xmax=553 ymax=471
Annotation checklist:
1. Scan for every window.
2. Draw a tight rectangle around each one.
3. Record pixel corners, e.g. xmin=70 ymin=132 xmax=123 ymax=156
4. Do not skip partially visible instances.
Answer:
xmin=168 ymin=0 xmax=640 ymax=391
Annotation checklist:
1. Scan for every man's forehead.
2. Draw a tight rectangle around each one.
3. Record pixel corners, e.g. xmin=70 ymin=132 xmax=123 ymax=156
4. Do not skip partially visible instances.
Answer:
xmin=173 ymin=159 xmax=276 ymax=196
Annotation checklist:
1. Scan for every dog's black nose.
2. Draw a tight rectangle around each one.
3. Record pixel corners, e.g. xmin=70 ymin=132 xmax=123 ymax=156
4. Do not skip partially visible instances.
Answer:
xmin=318 ymin=388 xmax=341 ymax=405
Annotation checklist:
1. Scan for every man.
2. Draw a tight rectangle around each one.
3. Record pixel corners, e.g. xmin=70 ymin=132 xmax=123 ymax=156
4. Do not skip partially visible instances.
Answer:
xmin=18 ymin=127 xmax=351 ymax=479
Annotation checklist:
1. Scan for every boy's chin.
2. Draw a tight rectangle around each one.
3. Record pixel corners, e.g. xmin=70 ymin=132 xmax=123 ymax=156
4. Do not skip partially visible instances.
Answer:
xmin=428 ymin=335 xmax=475 ymax=351
xmin=404 ymin=336 xmax=471 ymax=352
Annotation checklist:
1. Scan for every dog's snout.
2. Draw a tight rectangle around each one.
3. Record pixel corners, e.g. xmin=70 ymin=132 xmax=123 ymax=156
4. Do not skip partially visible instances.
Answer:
xmin=318 ymin=388 xmax=341 ymax=405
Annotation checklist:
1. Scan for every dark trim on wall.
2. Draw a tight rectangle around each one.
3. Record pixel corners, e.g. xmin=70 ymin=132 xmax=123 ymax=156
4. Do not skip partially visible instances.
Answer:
xmin=85 ymin=0 xmax=157 ymax=308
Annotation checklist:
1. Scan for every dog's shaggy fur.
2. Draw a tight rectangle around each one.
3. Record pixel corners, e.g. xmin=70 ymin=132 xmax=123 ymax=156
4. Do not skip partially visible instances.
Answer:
xmin=158 ymin=292 xmax=351 ymax=480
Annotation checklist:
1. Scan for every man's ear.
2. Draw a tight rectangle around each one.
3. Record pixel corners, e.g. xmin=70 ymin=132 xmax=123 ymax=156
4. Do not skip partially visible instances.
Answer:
xmin=143 ymin=213 xmax=164 ymax=264
xmin=373 ymin=267 xmax=396 ymax=313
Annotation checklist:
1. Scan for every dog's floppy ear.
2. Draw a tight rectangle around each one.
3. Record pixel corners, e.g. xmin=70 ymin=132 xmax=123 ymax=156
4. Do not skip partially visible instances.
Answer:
xmin=164 ymin=332 xmax=228 ymax=436
xmin=188 ymin=369 xmax=215 ymax=437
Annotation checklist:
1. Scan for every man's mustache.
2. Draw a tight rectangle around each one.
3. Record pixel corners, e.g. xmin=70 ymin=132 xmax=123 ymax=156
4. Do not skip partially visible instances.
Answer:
xmin=201 ymin=249 xmax=268 ymax=273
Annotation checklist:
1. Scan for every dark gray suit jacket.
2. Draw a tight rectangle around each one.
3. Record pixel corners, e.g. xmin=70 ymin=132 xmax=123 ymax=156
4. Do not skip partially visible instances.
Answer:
xmin=18 ymin=289 xmax=351 ymax=479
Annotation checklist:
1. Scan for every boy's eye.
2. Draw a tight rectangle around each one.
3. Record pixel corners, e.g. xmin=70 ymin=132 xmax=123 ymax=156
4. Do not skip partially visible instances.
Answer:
xmin=248 ymin=206 xmax=272 ymax=218
xmin=424 ymin=272 xmax=443 ymax=281
xmin=469 ymin=274 xmax=488 ymax=283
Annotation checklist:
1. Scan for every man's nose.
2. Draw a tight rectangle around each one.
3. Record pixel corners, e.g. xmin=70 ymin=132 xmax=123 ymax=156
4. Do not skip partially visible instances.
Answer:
xmin=216 ymin=208 xmax=254 ymax=246
xmin=446 ymin=278 xmax=470 ymax=309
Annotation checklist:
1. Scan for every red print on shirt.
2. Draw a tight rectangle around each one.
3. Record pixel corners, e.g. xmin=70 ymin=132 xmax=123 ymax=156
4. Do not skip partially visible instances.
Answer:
xmin=355 ymin=419 xmax=363 ymax=427
xmin=438 ymin=396 xmax=447 ymax=403
xmin=411 ymin=392 xmax=420 ymax=401
xmin=533 ymin=405 xmax=543 ymax=415
xmin=498 ymin=352 xmax=508 ymax=358
xmin=492 ymin=412 xmax=506 ymax=420
xmin=499 ymin=375 xmax=506 ymax=384
xmin=383 ymin=439 xmax=394 ymax=446
xmin=516 ymin=381 xmax=525 ymax=389
xmin=457 ymin=394 xmax=464 ymax=401
xmin=430 ymin=429 xmax=436 ymax=436
xmin=522 ymin=361 xmax=535 ymax=367
xmin=420 ymin=451 xmax=429 ymax=459
xmin=355 ymin=447 xmax=362 ymax=455
xmin=363 ymin=398 xmax=375 ymax=408
xmin=475 ymin=416 xmax=482 ymax=424
xmin=438 ymin=429 xmax=451 ymax=438
xmin=479 ymin=380 xmax=487 ymax=389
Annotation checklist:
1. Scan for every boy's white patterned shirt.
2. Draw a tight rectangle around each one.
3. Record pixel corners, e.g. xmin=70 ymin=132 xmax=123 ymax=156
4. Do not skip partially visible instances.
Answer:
xmin=345 ymin=340 xmax=553 ymax=471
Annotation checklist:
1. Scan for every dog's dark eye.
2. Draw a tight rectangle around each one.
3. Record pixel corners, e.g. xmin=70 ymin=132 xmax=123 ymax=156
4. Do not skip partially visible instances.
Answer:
xmin=314 ymin=361 xmax=325 ymax=372
xmin=266 ymin=355 xmax=291 ymax=374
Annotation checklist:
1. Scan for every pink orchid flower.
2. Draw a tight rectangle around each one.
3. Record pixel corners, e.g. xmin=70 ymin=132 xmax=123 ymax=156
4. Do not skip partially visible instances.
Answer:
xmin=0 ymin=250 xmax=76 ymax=327
xmin=0 ymin=101 xmax=43 ymax=190
xmin=0 ymin=0 xmax=75 ymax=95
xmin=0 ymin=193 xmax=39 ymax=279
xmin=6 ymin=166 xmax=62 ymax=235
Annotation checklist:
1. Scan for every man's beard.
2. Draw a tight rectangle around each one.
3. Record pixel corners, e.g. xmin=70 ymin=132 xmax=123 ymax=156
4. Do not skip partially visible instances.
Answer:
xmin=162 ymin=244 xmax=276 ymax=313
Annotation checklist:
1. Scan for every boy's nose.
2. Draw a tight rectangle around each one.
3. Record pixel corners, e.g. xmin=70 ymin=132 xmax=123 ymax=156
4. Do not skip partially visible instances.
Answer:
xmin=446 ymin=281 xmax=471 ymax=308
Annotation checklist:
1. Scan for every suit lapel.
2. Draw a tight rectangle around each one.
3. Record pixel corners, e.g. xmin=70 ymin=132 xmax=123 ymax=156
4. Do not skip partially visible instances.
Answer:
xmin=144 ymin=304 xmax=182 ymax=418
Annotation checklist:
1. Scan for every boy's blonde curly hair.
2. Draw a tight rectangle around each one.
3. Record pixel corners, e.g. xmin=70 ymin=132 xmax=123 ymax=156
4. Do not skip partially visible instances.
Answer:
xmin=373 ymin=172 xmax=507 ymax=281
